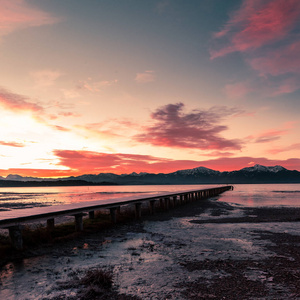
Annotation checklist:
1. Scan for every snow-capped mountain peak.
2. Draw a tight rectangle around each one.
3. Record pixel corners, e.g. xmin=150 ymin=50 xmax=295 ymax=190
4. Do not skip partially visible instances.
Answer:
xmin=173 ymin=166 xmax=219 ymax=175
xmin=240 ymin=164 xmax=286 ymax=173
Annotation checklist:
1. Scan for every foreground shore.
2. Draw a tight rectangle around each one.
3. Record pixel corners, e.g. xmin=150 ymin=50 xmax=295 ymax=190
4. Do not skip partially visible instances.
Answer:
xmin=1 ymin=197 xmax=300 ymax=299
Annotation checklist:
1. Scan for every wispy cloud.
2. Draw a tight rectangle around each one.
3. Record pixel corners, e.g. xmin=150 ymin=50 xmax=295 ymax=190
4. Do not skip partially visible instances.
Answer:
xmin=0 ymin=87 xmax=43 ymax=112
xmin=225 ymin=76 xmax=300 ymax=99
xmin=58 ymin=111 xmax=81 ymax=118
xmin=135 ymin=70 xmax=155 ymax=83
xmin=210 ymin=0 xmax=300 ymax=59
xmin=253 ymin=130 xmax=287 ymax=144
xmin=267 ymin=143 xmax=300 ymax=155
xmin=134 ymin=103 xmax=243 ymax=151
xmin=0 ymin=140 xmax=25 ymax=147
xmin=247 ymin=125 xmax=291 ymax=144
xmin=0 ymin=0 xmax=59 ymax=39
xmin=51 ymin=125 xmax=70 ymax=132
xmin=212 ymin=0 xmax=300 ymax=97
xmin=248 ymin=41 xmax=300 ymax=76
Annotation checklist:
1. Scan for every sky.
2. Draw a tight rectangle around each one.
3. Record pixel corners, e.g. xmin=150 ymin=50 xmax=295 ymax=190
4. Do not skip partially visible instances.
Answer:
xmin=0 ymin=0 xmax=300 ymax=178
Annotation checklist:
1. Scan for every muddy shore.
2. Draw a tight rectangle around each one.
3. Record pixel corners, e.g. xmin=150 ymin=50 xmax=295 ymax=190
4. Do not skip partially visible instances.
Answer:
xmin=1 ymin=197 xmax=300 ymax=299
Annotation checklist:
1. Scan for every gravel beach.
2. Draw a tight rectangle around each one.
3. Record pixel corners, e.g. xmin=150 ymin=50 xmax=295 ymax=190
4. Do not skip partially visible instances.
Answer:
xmin=1 ymin=196 xmax=300 ymax=299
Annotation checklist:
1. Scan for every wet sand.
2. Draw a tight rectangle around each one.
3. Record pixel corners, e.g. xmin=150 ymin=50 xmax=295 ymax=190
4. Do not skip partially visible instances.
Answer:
xmin=1 ymin=197 xmax=300 ymax=299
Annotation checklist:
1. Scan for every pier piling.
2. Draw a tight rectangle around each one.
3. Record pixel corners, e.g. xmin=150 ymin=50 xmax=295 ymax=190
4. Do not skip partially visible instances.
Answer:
xmin=8 ymin=225 xmax=23 ymax=250
xmin=135 ymin=203 xmax=142 ymax=219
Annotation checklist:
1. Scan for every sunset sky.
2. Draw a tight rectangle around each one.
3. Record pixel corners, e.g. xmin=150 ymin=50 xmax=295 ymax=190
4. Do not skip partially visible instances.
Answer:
xmin=0 ymin=0 xmax=300 ymax=178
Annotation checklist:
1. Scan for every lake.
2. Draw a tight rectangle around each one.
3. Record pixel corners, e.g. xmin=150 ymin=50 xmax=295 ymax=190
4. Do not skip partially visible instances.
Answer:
xmin=0 ymin=183 xmax=300 ymax=211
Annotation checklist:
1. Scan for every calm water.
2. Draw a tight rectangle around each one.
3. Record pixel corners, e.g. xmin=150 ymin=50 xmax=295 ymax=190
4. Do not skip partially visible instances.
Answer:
xmin=0 ymin=184 xmax=300 ymax=211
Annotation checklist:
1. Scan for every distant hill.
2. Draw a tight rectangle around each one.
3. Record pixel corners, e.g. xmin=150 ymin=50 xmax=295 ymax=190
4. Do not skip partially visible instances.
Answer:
xmin=0 ymin=164 xmax=300 ymax=186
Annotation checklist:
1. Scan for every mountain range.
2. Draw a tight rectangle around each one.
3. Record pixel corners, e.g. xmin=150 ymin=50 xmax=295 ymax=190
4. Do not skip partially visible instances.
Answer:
xmin=0 ymin=164 xmax=300 ymax=186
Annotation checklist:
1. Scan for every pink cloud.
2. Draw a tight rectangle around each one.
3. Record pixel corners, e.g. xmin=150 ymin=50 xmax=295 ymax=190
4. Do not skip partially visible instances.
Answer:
xmin=248 ymin=129 xmax=289 ymax=144
xmin=225 ymin=76 xmax=300 ymax=98
xmin=0 ymin=140 xmax=25 ymax=147
xmin=53 ymin=150 xmax=173 ymax=174
xmin=214 ymin=1 xmax=300 ymax=97
xmin=267 ymin=143 xmax=300 ymax=155
xmin=211 ymin=0 xmax=300 ymax=59
xmin=248 ymin=41 xmax=300 ymax=76
xmin=52 ymin=125 xmax=70 ymax=132
xmin=58 ymin=112 xmax=81 ymax=117
xmin=52 ymin=150 xmax=300 ymax=174
xmin=1 ymin=151 xmax=299 ymax=177
xmin=271 ymin=77 xmax=300 ymax=96
xmin=49 ymin=111 xmax=81 ymax=120
xmin=134 ymin=103 xmax=243 ymax=151
xmin=0 ymin=0 xmax=59 ymax=38
xmin=0 ymin=87 xmax=43 ymax=112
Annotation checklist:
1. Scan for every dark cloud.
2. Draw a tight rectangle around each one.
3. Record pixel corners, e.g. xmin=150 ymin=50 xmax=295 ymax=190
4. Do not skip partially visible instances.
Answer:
xmin=134 ymin=103 xmax=242 ymax=151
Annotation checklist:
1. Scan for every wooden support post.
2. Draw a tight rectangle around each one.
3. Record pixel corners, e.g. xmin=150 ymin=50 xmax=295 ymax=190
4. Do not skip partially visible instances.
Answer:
xmin=47 ymin=218 xmax=55 ymax=232
xmin=179 ymin=194 xmax=183 ymax=205
xmin=164 ymin=197 xmax=170 ymax=210
xmin=89 ymin=211 xmax=95 ymax=219
xmin=110 ymin=207 xmax=118 ymax=223
xmin=117 ymin=206 xmax=121 ymax=214
xmin=169 ymin=197 xmax=174 ymax=208
xmin=149 ymin=200 xmax=156 ymax=215
xmin=159 ymin=198 xmax=164 ymax=209
xmin=173 ymin=196 xmax=177 ymax=207
xmin=74 ymin=213 xmax=84 ymax=232
xmin=8 ymin=225 xmax=23 ymax=250
xmin=184 ymin=194 xmax=188 ymax=203
xmin=135 ymin=203 xmax=142 ymax=219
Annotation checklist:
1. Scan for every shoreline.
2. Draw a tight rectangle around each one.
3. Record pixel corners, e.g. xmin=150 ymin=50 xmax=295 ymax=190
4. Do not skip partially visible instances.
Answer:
xmin=1 ymin=199 xmax=300 ymax=299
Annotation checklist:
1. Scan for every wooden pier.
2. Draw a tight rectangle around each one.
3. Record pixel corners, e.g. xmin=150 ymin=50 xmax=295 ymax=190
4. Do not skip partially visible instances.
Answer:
xmin=0 ymin=186 xmax=233 ymax=250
